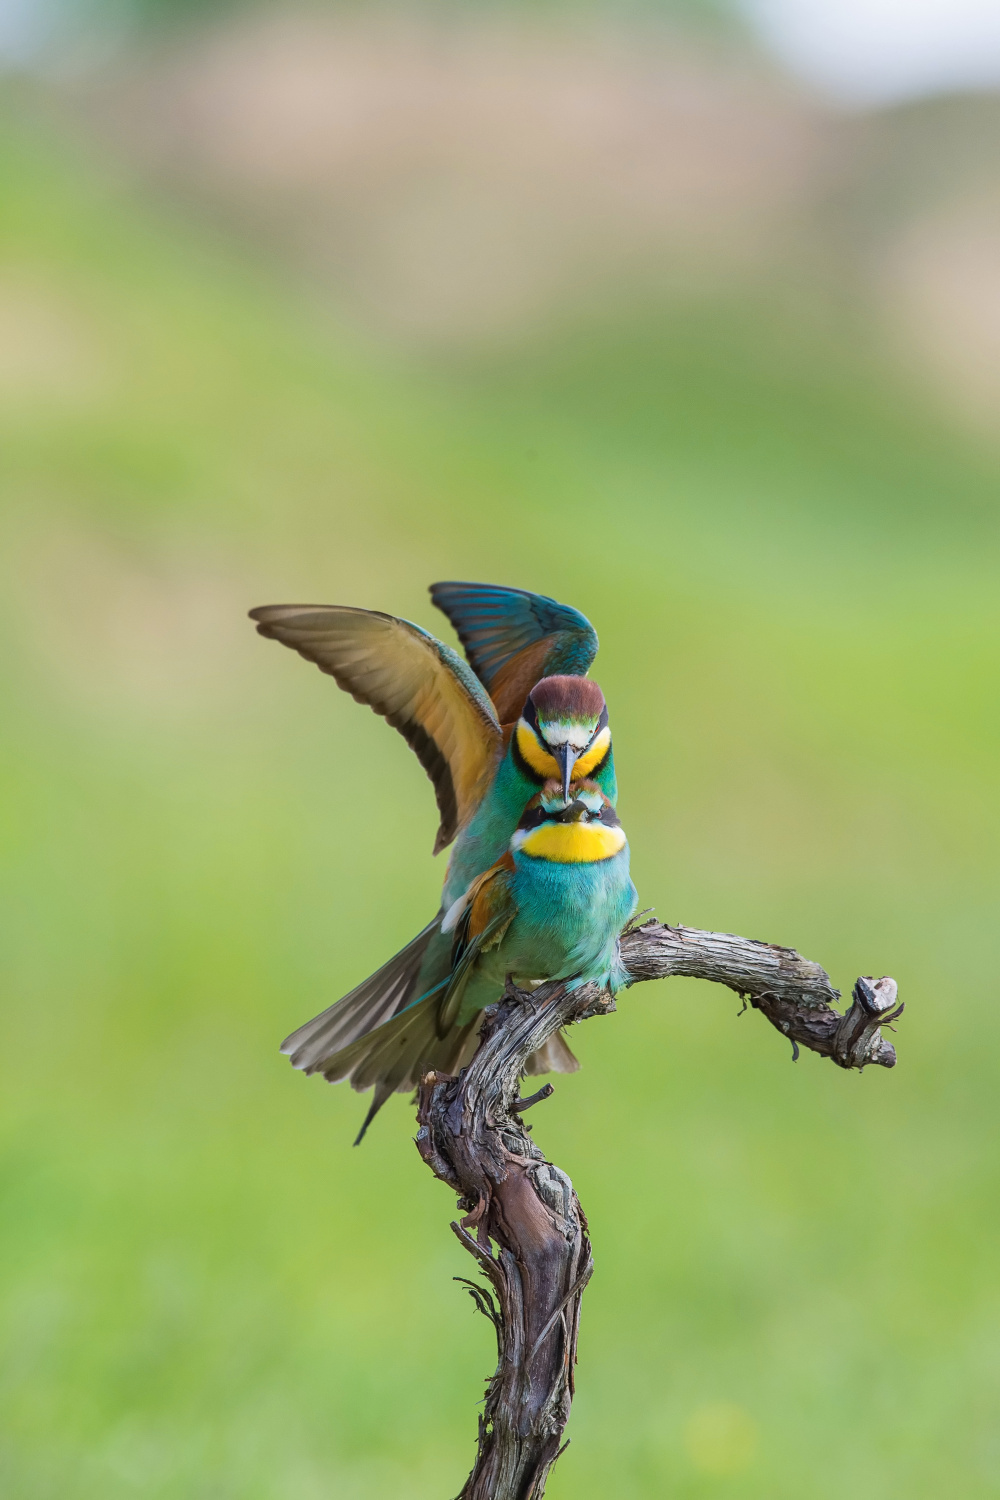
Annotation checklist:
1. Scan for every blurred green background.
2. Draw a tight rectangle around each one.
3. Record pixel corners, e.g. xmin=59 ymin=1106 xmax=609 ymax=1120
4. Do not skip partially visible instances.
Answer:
xmin=2 ymin=4 xmax=1000 ymax=1496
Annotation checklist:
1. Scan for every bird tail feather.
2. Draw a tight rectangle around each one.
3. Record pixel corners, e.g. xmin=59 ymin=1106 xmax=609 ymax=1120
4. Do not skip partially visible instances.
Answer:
xmin=282 ymin=913 xmax=584 ymax=1142
xmin=524 ymin=1030 xmax=580 ymax=1075
xmin=280 ymin=919 xmax=442 ymax=1074
xmin=314 ymin=993 xmax=483 ymax=1143
xmin=341 ymin=1006 xmax=579 ymax=1142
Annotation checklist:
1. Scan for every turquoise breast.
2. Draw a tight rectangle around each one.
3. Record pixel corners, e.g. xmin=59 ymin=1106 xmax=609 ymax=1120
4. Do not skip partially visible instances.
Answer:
xmin=442 ymin=746 xmax=618 ymax=909
xmin=455 ymin=845 xmax=636 ymax=1023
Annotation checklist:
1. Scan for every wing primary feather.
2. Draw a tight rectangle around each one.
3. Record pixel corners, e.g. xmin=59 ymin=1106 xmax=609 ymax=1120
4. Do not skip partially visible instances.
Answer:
xmin=429 ymin=582 xmax=598 ymax=722
xmin=250 ymin=604 xmax=501 ymax=851
xmin=281 ymin=919 xmax=440 ymax=1071
xmin=354 ymin=1084 xmax=393 ymax=1145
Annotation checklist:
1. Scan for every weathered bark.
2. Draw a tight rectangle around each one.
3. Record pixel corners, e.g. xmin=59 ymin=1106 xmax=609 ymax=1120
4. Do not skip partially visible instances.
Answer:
xmin=415 ymin=918 xmax=902 ymax=1500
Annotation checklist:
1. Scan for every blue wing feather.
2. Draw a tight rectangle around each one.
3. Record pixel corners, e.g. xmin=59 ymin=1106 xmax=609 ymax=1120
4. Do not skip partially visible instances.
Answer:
xmin=429 ymin=581 xmax=598 ymax=693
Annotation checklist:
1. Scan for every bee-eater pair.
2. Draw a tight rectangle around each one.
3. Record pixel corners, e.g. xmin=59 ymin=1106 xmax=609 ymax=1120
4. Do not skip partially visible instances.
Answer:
xmin=251 ymin=582 xmax=636 ymax=1140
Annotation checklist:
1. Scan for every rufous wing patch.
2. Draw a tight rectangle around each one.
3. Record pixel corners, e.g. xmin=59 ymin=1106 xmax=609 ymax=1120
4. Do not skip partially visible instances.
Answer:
xmin=489 ymin=638 xmax=558 ymax=724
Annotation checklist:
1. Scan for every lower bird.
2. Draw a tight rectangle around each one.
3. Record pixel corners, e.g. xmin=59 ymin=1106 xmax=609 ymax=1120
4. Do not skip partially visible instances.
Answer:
xmin=284 ymin=780 xmax=638 ymax=1141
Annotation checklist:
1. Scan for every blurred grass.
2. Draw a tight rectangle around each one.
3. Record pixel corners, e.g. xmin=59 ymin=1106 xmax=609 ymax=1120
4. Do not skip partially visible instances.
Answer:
xmin=89 ymin=0 xmax=739 ymax=35
xmin=2 ymin=85 xmax=1000 ymax=1499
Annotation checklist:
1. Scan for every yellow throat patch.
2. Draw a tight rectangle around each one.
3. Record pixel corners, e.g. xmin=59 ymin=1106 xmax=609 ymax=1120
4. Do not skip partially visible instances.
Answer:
xmin=517 ymin=820 xmax=626 ymax=863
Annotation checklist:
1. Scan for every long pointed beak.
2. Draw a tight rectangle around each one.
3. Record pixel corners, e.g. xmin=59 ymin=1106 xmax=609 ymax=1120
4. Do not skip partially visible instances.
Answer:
xmin=557 ymin=743 xmax=576 ymax=803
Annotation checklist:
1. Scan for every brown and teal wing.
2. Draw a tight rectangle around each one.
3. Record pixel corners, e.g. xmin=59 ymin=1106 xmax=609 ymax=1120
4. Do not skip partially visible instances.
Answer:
xmin=437 ymin=854 xmax=516 ymax=1034
xmin=429 ymin=581 xmax=599 ymax=724
xmin=327 ymin=995 xmax=483 ymax=1143
xmin=316 ymin=856 xmax=516 ymax=1140
xmin=250 ymin=604 xmax=502 ymax=853
xmin=281 ymin=918 xmax=445 ymax=1074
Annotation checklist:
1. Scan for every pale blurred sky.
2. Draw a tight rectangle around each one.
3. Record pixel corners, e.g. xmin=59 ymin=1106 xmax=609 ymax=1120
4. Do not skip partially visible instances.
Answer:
xmin=1 ymin=0 xmax=1000 ymax=106
xmin=742 ymin=0 xmax=1000 ymax=104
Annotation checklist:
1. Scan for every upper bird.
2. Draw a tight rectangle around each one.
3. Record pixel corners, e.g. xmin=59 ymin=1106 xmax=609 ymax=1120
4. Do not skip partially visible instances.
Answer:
xmin=250 ymin=581 xmax=619 ymax=1133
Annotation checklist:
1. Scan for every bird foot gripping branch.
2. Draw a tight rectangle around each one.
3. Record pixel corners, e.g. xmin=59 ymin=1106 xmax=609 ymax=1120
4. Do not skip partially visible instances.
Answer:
xmin=414 ymin=920 xmax=902 ymax=1500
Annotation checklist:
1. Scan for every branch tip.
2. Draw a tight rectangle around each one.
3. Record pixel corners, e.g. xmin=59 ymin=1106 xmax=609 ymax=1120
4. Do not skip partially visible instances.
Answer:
xmin=512 ymin=1084 xmax=555 ymax=1113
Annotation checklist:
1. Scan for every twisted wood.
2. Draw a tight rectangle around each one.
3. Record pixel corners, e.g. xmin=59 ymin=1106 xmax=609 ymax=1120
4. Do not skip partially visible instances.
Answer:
xmin=415 ymin=919 xmax=902 ymax=1499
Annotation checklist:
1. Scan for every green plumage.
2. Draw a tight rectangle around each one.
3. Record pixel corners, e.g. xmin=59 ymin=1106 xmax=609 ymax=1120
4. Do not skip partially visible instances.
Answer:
xmin=312 ymin=785 xmax=637 ymax=1141
xmin=252 ymin=580 xmax=627 ymax=1139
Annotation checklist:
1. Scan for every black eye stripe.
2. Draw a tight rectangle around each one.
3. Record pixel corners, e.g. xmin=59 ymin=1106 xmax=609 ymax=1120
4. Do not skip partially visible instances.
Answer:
xmin=581 ymin=741 xmax=612 ymax=780
xmin=583 ymin=709 xmax=609 ymax=749
xmin=518 ymin=804 xmax=550 ymax=830
xmin=517 ymin=799 xmax=620 ymax=830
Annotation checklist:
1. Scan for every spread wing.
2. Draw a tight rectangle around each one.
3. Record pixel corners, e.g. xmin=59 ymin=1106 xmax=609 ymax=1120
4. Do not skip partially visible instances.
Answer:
xmin=429 ymin=581 xmax=599 ymax=724
xmin=250 ymin=604 xmax=502 ymax=854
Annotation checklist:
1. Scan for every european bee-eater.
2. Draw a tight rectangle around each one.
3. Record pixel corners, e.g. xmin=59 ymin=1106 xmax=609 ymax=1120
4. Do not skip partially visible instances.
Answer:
xmin=295 ymin=780 xmax=638 ymax=1141
xmin=249 ymin=582 xmax=621 ymax=1134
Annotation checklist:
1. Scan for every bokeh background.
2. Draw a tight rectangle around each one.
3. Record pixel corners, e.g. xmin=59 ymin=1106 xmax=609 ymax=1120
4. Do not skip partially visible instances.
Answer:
xmin=3 ymin=1 xmax=1000 ymax=1496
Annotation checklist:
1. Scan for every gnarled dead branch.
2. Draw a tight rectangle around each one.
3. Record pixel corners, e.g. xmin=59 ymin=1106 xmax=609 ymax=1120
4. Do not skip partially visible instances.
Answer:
xmin=415 ymin=918 xmax=901 ymax=1500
